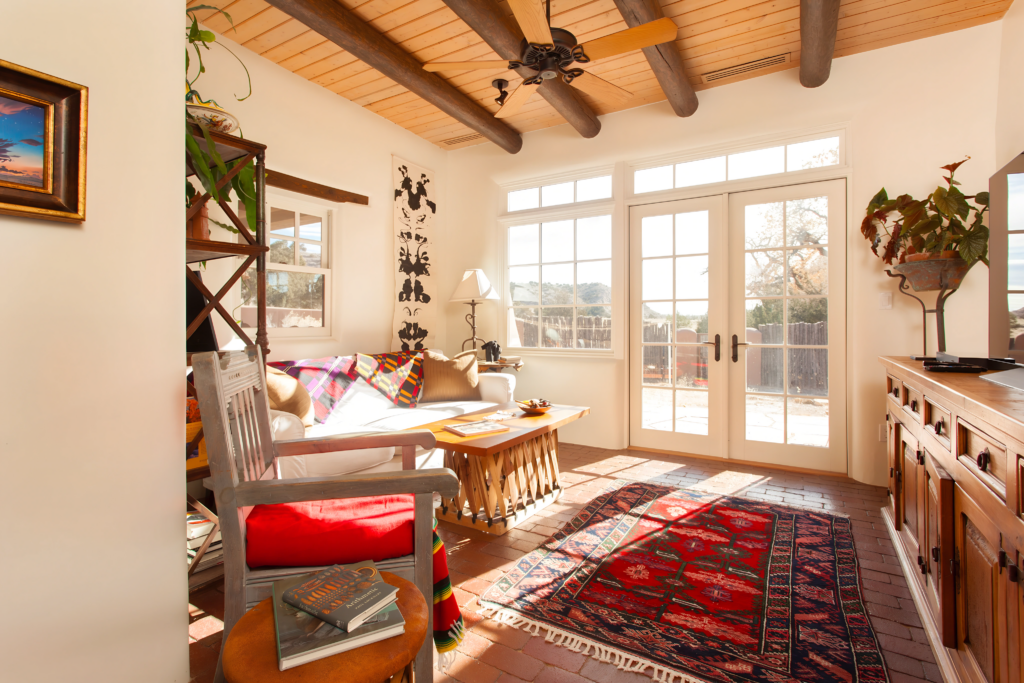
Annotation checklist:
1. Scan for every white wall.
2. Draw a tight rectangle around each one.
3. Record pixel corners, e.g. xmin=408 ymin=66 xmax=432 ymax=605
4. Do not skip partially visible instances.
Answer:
xmin=0 ymin=3 xmax=187 ymax=682
xmin=997 ymin=0 xmax=1024 ymax=166
xmin=193 ymin=30 xmax=449 ymax=362
xmin=444 ymin=23 xmax=1004 ymax=485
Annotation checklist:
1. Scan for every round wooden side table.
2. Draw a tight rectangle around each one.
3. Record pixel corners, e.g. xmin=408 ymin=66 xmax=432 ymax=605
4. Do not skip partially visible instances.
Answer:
xmin=223 ymin=571 xmax=428 ymax=683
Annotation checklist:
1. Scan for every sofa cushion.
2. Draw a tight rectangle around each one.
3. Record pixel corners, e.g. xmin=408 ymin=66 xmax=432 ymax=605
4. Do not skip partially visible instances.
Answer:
xmin=354 ymin=351 xmax=424 ymax=408
xmin=267 ymin=356 xmax=356 ymax=424
xmin=421 ymin=350 xmax=481 ymax=403
xmin=280 ymin=424 xmax=396 ymax=479
xmin=265 ymin=366 xmax=315 ymax=427
xmin=245 ymin=495 xmax=413 ymax=568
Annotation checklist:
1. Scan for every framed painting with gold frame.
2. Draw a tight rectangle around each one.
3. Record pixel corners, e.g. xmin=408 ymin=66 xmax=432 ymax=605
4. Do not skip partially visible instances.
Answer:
xmin=0 ymin=59 xmax=87 ymax=223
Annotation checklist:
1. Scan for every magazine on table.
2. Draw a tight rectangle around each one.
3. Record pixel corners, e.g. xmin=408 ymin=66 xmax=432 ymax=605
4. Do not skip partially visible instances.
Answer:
xmin=443 ymin=420 xmax=511 ymax=437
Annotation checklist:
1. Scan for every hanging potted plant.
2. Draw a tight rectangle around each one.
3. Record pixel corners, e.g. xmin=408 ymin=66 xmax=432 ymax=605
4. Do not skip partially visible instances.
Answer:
xmin=184 ymin=6 xmax=259 ymax=235
xmin=861 ymin=158 xmax=989 ymax=291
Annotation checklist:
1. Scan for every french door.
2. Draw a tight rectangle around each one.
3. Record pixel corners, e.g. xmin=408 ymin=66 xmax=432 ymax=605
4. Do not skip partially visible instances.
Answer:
xmin=629 ymin=179 xmax=847 ymax=472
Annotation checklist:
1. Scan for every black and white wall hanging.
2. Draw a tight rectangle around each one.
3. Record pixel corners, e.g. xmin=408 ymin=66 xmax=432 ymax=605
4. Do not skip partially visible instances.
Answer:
xmin=391 ymin=156 xmax=437 ymax=351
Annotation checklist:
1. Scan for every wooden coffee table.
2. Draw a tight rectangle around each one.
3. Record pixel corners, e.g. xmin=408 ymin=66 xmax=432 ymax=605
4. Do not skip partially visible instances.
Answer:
xmin=415 ymin=402 xmax=589 ymax=535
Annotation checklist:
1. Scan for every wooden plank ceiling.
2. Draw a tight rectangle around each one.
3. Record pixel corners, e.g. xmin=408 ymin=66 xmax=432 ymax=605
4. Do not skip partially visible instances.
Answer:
xmin=187 ymin=0 xmax=1014 ymax=151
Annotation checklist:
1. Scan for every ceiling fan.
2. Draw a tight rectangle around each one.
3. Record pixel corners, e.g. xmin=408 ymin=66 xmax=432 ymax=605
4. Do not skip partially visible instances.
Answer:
xmin=422 ymin=0 xmax=679 ymax=118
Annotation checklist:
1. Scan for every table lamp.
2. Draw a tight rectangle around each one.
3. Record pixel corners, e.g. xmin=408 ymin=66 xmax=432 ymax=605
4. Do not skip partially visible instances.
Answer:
xmin=449 ymin=269 xmax=500 ymax=351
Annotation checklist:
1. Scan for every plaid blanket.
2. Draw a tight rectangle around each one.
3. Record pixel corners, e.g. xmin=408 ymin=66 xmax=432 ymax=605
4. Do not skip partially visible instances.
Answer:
xmin=267 ymin=356 xmax=356 ymax=424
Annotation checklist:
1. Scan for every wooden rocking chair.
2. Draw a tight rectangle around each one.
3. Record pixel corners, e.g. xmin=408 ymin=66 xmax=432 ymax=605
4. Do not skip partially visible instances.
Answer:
xmin=191 ymin=347 xmax=459 ymax=682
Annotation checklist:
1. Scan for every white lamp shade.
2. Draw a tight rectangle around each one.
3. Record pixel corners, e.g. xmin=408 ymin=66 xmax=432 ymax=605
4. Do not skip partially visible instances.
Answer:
xmin=450 ymin=269 xmax=500 ymax=303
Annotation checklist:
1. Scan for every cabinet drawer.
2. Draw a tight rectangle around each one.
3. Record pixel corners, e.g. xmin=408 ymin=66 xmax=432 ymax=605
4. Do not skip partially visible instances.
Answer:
xmin=887 ymin=375 xmax=903 ymax=406
xmin=903 ymin=382 xmax=924 ymax=423
xmin=923 ymin=397 xmax=952 ymax=451
xmin=957 ymin=419 xmax=1008 ymax=500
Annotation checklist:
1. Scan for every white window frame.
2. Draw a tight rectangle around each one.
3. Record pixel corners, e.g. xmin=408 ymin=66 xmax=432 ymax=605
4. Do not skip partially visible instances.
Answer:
xmin=243 ymin=192 xmax=333 ymax=339
xmin=627 ymin=126 xmax=849 ymax=201
xmin=499 ymin=165 xmax=623 ymax=358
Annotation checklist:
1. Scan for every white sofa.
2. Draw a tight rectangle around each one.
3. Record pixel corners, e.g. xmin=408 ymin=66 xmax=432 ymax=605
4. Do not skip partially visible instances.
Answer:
xmin=267 ymin=366 xmax=515 ymax=479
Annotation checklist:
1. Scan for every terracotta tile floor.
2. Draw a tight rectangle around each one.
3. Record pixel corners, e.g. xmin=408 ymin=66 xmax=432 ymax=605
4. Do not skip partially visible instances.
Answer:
xmin=188 ymin=443 xmax=940 ymax=683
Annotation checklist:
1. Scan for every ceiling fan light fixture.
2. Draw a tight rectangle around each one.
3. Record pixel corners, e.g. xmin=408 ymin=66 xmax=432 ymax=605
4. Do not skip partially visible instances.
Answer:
xmin=511 ymin=28 xmax=589 ymax=86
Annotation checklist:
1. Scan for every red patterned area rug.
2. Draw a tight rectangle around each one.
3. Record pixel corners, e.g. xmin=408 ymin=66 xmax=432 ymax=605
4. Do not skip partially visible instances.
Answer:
xmin=479 ymin=481 xmax=889 ymax=683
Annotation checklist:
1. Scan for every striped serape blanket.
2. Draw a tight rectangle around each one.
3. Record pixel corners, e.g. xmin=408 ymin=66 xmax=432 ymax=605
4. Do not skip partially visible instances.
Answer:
xmin=432 ymin=517 xmax=465 ymax=669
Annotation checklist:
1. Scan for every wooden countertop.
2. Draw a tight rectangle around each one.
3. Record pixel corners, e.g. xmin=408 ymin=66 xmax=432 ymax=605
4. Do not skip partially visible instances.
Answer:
xmin=880 ymin=356 xmax=1024 ymax=438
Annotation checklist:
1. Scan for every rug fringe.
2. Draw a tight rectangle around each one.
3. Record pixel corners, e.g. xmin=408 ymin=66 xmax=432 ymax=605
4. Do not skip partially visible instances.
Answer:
xmin=476 ymin=602 xmax=714 ymax=683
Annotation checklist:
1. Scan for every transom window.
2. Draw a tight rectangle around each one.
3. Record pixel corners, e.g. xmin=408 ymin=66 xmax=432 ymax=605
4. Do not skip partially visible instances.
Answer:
xmin=507 ymin=174 xmax=612 ymax=212
xmin=507 ymin=215 xmax=612 ymax=349
xmin=633 ymin=135 xmax=841 ymax=194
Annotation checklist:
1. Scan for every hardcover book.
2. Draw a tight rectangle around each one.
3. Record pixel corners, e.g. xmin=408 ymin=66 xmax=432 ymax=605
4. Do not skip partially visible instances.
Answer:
xmin=282 ymin=560 xmax=399 ymax=632
xmin=273 ymin=573 xmax=405 ymax=671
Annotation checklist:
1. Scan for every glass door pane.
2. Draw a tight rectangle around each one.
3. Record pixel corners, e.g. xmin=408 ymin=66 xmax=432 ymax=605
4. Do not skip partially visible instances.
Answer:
xmin=630 ymin=196 xmax=725 ymax=457
xmin=728 ymin=180 xmax=846 ymax=472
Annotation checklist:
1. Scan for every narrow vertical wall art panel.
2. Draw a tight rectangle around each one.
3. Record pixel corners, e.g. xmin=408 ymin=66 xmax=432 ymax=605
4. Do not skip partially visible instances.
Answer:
xmin=392 ymin=156 xmax=437 ymax=351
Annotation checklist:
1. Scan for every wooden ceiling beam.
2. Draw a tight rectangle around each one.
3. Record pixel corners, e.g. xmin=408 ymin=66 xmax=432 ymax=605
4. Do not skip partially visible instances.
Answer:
xmin=799 ymin=0 xmax=841 ymax=87
xmin=441 ymin=0 xmax=601 ymax=139
xmin=264 ymin=0 xmax=523 ymax=153
xmin=611 ymin=0 xmax=697 ymax=117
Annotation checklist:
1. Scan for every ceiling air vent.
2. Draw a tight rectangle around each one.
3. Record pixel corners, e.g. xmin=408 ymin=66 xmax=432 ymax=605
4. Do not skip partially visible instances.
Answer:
xmin=701 ymin=53 xmax=791 ymax=84
xmin=442 ymin=133 xmax=485 ymax=146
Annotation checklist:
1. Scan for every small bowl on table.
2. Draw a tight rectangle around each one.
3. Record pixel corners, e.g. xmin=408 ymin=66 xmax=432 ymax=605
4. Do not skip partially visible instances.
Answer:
xmin=516 ymin=400 xmax=552 ymax=416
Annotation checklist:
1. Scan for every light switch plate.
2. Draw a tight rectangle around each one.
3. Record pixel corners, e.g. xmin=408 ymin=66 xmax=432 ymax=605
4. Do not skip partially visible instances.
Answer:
xmin=879 ymin=292 xmax=892 ymax=309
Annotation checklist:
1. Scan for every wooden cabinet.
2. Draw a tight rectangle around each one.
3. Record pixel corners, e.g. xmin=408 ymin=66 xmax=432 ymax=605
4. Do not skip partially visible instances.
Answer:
xmin=953 ymin=486 xmax=1009 ymax=683
xmin=881 ymin=357 xmax=1024 ymax=683
xmin=922 ymin=451 xmax=956 ymax=647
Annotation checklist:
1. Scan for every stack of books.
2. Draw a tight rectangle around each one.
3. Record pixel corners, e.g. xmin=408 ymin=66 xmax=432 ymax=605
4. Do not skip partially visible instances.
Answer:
xmin=272 ymin=560 xmax=405 ymax=670
xmin=186 ymin=511 xmax=222 ymax=573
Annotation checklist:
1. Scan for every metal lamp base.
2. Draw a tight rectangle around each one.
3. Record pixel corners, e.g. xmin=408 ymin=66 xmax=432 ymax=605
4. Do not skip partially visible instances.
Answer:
xmin=460 ymin=300 xmax=484 ymax=352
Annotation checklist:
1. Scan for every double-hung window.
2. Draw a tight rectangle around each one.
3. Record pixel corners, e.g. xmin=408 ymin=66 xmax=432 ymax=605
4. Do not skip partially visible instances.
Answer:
xmin=240 ymin=195 xmax=332 ymax=336
xmin=504 ymin=172 xmax=614 ymax=351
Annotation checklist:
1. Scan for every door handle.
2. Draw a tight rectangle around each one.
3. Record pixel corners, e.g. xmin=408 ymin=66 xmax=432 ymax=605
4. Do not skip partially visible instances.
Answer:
xmin=731 ymin=334 xmax=750 ymax=362
xmin=700 ymin=334 xmax=721 ymax=362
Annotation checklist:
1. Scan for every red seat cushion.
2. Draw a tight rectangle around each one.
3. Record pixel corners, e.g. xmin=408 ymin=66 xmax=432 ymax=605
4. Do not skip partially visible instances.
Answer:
xmin=245 ymin=495 xmax=414 ymax=568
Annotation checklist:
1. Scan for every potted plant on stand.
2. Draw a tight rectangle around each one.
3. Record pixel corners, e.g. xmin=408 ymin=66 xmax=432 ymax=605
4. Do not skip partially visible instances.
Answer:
xmin=861 ymin=158 xmax=989 ymax=290
xmin=184 ymin=5 xmax=259 ymax=237
xmin=861 ymin=158 xmax=990 ymax=355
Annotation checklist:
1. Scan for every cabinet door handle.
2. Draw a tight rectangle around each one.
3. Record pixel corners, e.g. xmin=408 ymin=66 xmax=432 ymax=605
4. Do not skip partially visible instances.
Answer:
xmin=1009 ymin=563 xmax=1021 ymax=583
xmin=933 ymin=420 xmax=943 ymax=435
xmin=910 ymin=399 xmax=918 ymax=412
xmin=976 ymin=448 xmax=990 ymax=472
xmin=916 ymin=450 xmax=925 ymax=466
xmin=892 ymin=387 xmax=900 ymax=398
xmin=931 ymin=546 xmax=940 ymax=563
xmin=731 ymin=335 xmax=749 ymax=363
xmin=889 ymin=467 xmax=894 ymax=478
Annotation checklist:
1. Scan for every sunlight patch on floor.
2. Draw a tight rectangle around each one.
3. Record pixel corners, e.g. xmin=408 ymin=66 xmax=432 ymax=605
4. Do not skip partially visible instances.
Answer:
xmin=685 ymin=470 xmax=769 ymax=495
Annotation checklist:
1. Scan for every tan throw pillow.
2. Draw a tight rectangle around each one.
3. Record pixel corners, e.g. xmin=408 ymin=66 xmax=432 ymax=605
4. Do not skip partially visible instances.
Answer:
xmin=265 ymin=365 xmax=315 ymax=427
xmin=420 ymin=350 xmax=481 ymax=403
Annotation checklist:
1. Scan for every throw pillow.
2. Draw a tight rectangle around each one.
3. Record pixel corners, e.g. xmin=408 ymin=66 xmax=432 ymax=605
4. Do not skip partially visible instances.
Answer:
xmin=421 ymin=350 xmax=481 ymax=403
xmin=353 ymin=351 xmax=424 ymax=408
xmin=267 ymin=356 xmax=356 ymax=424
xmin=265 ymin=365 xmax=315 ymax=427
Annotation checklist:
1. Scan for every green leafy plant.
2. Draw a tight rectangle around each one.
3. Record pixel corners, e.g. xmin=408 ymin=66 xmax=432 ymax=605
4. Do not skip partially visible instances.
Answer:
xmin=186 ymin=5 xmax=251 ymax=104
xmin=861 ymin=158 xmax=990 ymax=267
xmin=184 ymin=6 xmax=258 ymax=234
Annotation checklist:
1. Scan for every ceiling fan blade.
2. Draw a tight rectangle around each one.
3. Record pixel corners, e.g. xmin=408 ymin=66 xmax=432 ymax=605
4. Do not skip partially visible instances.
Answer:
xmin=579 ymin=17 xmax=678 ymax=62
xmin=422 ymin=60 xmax=511 ymax=72
xmin=508 ymin=0 xmax=553 ymax=45
xmin=570 ymin=71 xmax=633 ymax=105
xmin=495 ymin=81 xmax=540 ymax=119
